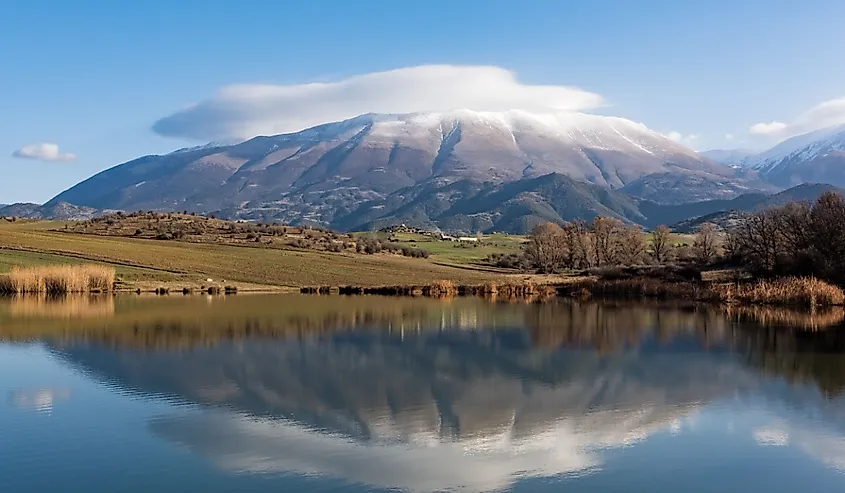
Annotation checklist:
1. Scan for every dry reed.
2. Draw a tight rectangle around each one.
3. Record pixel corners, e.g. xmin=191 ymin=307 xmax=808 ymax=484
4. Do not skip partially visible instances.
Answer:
xmin=712 ymin=277 xmax=845 ymax=307
xmin=0 ymin=265 xmax=115 ymax=295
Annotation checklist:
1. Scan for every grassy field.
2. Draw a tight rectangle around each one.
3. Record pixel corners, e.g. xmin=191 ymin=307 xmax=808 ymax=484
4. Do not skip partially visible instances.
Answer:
xmin=0 ymin=221 xmax=502 ymax=289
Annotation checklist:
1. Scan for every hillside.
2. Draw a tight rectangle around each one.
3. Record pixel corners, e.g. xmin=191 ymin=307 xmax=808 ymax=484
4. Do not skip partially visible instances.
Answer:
xmin=0 ymin=220 xmax=502 ymax=289
xmin=640 ymin=183 xmax=844 ymax=229
xmin=0 ymin=201 xmax=98 ymax=220
xmin=45 ymin=110 xmax=765 ymax=232
xmin=324 ymin=173 xmax=645 ymax=233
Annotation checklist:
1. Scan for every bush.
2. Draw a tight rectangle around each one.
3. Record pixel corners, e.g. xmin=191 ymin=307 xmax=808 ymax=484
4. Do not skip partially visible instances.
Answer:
xmin=582 ymin=264 xmax=702 ymax=282
xmin=486 ymin=253 xmax=528 ymax=270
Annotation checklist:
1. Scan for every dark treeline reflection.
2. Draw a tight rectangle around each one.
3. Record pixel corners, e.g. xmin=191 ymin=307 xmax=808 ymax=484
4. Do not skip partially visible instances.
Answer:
xmin=2 ymin=294 xmax=845 ymax=397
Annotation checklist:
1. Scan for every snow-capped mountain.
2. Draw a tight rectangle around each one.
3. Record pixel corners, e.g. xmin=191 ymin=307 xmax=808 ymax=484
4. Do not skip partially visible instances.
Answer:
xmin=744 ymin=124 xmax=845 ymax=188
xmin=705 ymin=124 xmax=845 ymax=189
xmin=745 ymin=124 xmax=845 ymax=171
xmin=47 ymin=110 xmax=768 ymax=231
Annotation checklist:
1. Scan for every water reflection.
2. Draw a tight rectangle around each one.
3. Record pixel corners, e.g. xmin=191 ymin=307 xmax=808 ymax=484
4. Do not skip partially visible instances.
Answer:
xmin=7 ymin=387 xmax=70 ymax=414
xmin=3 ymin=295 xmax=845 ymax=491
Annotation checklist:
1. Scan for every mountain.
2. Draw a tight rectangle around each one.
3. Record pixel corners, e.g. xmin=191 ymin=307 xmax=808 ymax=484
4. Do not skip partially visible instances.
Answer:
xmin=699 ymin=149 xmax=756 ymax=167
xmin=0 ymin=201 xmax=99 ymax=220
xmin=342 ymin=173 xmax=646 ymax=232
xmin=743 ymin=124 xmax=845 ymax=188
xmin=48 ymin=110 xmax=767 ymax=232
xmin=708 ymin=125 xmax=845 ymax=188
xmin=648 ymin=183 xmax=845 ymax=231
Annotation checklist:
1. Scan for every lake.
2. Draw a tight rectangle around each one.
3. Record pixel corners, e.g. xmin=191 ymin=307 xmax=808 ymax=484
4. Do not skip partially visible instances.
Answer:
xmin=2 ymin=294 xmax=845 ymax=492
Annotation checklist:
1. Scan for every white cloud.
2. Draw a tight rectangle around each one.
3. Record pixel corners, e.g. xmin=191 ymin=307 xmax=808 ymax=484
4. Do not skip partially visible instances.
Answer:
xmin=665 ymin=131 xmax=683 ymax=142
xmin=749 ymin=121 xmax=788 ymax=135
xmin=153 ymin=65 xmax=606 ymax=142
xmin=12 ymin=143 xmax=77 ymax=162
xmin=663 ymin=131 xmax=701 ymax=149
xmin=725 ymin=133 xmax=734 ymax=140
xmin=749 ymin=96 xmax=845 ymax=140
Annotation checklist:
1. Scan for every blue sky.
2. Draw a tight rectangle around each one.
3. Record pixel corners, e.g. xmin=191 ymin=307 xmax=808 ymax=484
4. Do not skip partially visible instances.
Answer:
xmin=2 ymin=0 xmax=845 ymax=203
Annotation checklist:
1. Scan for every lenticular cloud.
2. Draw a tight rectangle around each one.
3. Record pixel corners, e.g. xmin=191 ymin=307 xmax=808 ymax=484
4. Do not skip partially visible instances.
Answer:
xmin=152 ymin=65 xmax=605 ymax=142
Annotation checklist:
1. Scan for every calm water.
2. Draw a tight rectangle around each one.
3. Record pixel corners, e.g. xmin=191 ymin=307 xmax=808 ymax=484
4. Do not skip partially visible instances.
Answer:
xmin=2 ymin=294 xmax=845 ymax=493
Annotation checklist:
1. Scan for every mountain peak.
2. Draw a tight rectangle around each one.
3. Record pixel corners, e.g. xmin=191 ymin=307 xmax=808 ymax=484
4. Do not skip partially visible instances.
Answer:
xmin=49 ymin=110 xmax=762 ymax=232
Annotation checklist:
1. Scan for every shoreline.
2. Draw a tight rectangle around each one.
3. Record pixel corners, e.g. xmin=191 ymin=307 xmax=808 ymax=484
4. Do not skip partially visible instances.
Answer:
xmin=297 ymin=276 xmax=845 ymax=309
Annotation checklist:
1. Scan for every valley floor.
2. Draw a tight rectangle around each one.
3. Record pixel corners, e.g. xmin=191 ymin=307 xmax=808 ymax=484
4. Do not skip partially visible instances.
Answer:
xmin=0 ymin=221 xmax=511 ymax=291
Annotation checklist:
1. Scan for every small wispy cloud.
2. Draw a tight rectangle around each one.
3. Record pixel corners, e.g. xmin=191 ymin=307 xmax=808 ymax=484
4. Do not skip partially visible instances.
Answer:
xmin=749 ymin=121 xmax=788 ymax=135
xmin=12 ymin=143 xmax=77 ymax=162
xmin=749 ymin=96 xmax=845 ymax=140
xmin=663 ymin=131 xmax=701 ymax=149
xmin=153 ymin=65 xmax=606 ymax=142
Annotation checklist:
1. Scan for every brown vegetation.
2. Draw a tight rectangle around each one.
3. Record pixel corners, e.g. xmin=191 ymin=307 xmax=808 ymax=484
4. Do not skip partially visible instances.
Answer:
xmin=524 ymin=218 xmax=650 ymax=273
xmin=64 ymin=211 xmax=429 ymax=259
xmin=728 ymin=191 xmax=845 ymax=285
xmin=711 ymin=277 xmax=845 ymax=307
xmin=564 ymin=276 xmax=844 ymax=307
xmin=0 ymin=265 xmax=115 ymax=294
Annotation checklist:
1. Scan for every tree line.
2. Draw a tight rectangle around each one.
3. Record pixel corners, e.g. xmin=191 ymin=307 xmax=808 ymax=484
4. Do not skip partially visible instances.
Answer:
xmin=727 ymin=191 xmax=845 ymax=285
xmin=523 ymin=217 xmax=720 ymax=273
xmin=521 ymin=191 xmax=845 ymax=286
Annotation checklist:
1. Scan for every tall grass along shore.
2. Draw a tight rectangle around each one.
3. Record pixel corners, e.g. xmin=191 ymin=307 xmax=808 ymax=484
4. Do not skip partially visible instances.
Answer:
xmin=303 ymin=276 xmax=845 ymax=308
xmin=0 ymin=265 xmax=115 ymax=295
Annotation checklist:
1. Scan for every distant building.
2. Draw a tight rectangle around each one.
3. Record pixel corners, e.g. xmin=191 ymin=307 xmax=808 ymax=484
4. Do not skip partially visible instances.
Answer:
xmin=458 ymin=236 xmax=479 ymax=243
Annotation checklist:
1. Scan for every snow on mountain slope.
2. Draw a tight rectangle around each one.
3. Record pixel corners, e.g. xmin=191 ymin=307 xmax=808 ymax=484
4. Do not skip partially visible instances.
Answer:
xmin=50 ymin=110 xmax=764 ymax=229
xmin=745 ymin=123 xmax=845 ymax=172
xmin=736 ymin=124 xmax=845 ymax=188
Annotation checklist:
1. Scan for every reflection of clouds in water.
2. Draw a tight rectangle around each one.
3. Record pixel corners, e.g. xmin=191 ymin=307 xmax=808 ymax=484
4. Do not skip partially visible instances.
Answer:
xmin=8 ymin=387 xmax=70 ymax=414
xmin=754 ymin=420 xmax=845 ymax=471
xmin=754 ymin=427 xmax=790 ymax=446
xmin=151 ymin=406 xmax=699 ymax=493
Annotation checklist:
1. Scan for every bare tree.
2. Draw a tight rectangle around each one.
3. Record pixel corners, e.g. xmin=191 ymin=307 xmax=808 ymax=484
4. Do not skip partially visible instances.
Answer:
xmin=809 ymin=191 xmax=845 ymax=284
xmin=560 ymin=220 xmax=593 ymax=269
xmin=730 ymin=208 xmax=783 ymax=275
xmin=619 ymin=225 xmax=646 ymax=265
xmin=591 ymin=217 xmax=624 ymax=267
xmin=693 ymin=223 xmax=720 ymax=265
xmin=649 ymin=225 xmax=672 ymax=264
xmin=525 ymin=222 xmax=566 ymax=273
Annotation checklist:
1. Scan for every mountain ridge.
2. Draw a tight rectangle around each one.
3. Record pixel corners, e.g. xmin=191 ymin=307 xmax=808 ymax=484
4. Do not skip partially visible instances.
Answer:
xmin=703 ymin=124 xmax=845 ymax=188
xmin=45 ymin=110 xmax=770 ymax=231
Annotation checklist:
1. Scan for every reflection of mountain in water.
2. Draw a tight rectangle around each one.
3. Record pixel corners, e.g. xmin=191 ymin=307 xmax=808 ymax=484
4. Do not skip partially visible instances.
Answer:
xmin=45 ymin=300 xmax=845 ymax=492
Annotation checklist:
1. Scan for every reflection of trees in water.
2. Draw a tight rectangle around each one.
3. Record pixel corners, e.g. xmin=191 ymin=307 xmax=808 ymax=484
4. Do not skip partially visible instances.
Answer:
xmin=732 ymin=321 xmax=845 ymax=396
xmin=524 ymin=301 xmax=730 ymax=351
xmin=6 ymin=293 xmax=845 ymax=396
xmin=521 ymin=301 xmax=845 ymax=396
